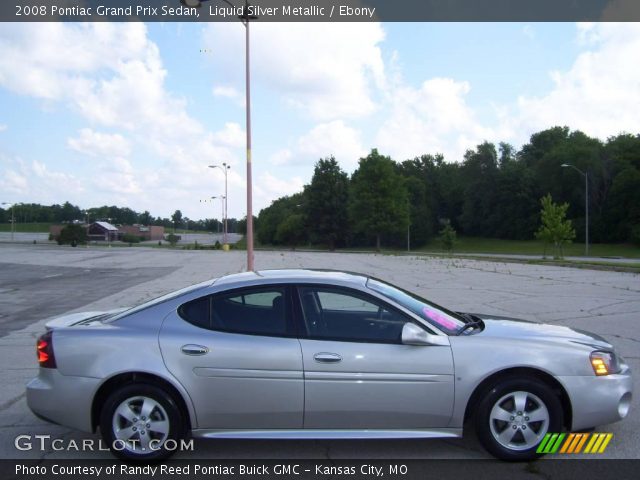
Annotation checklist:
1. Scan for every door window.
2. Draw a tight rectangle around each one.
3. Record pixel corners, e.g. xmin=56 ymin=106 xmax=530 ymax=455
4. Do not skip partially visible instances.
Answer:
xmin=298 ymin=287 xmax=409 ymax=343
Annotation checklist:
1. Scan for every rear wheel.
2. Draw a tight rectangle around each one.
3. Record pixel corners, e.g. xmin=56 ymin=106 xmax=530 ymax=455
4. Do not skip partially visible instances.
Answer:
xmin=100 ymin=384 xmax=185 ymax=461
xmin=475 ymin=377 xmax=563 ymax=461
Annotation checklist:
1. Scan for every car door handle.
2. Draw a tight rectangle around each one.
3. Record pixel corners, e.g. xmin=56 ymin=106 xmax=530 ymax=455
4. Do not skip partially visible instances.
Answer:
xmin=181 ymin=344 xmax=209 ymax=356
xmin=313 ymin=352 xmax=342 ymax=363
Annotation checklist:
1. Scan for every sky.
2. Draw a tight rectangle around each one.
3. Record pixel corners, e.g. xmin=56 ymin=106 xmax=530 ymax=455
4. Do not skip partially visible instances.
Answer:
xmin=1 ymin=22 xmax=639 ymax=221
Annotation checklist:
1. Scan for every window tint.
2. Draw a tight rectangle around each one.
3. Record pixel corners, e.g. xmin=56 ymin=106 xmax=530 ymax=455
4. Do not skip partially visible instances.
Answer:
xmin=317 ymin=291 xmax=378 ymax=312
xmin=298 ymin=287 xmax=409 ymax=344
xmin=211 ymin=287 xmax=289 ymax=336
xmin=228 ymin=290 xmax=281 ymax=307
xmin=178 ymin=296 xmax=210 ymax=329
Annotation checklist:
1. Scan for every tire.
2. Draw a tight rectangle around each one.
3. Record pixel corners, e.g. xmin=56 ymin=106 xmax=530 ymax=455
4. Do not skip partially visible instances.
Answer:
xmin=475 ymin=377 xmax=563 ymax=461
xmin=99 ymin=384 xmax=185 ymax=461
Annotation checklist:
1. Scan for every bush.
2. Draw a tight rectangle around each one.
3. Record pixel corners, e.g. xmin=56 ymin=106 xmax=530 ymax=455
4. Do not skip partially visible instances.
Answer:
xmin=166 ymin=233 xmax=181 ymax=247
xmin=121 ymin=234 xmax=141 ymax=244
xmin=57 ymin=224 xmax=87 ymax=246
xmin=214 ymin=240 xmax=221 ymax=250
xmin=438 ymin=221 xmax=457 ymax=254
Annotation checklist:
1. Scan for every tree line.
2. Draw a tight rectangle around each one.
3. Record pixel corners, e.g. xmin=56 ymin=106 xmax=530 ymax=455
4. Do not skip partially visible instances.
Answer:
xmin=256 ymin=127 xmax=640 ymax=249
xmin=0 ymin=202 xmax=240 ymax=234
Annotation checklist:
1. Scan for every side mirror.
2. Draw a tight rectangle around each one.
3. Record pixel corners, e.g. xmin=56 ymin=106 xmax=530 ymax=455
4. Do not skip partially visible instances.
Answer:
xmin=401 ymin=323 xmax=449 ymax=346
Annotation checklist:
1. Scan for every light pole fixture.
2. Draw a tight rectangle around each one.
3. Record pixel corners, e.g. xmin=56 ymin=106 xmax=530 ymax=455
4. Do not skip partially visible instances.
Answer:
xmin=84 ymin=210 xmax=90 ymax=248
xmin=211 ymin=195 xmax=226 ymax=241
xmin=561 ymin=163 xmax=589 ymax=256
xmin=209 ymin=163 xmax=231 ymax=245
xmin=184 ymin=0 xmax=257 ymax=270
xmin=1 ymin=202 xmax=15 ymax=241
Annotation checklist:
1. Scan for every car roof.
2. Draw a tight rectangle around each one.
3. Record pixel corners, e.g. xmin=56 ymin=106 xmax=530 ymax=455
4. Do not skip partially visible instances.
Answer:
xmin=213 ymin=269 xmax=369 ymax=287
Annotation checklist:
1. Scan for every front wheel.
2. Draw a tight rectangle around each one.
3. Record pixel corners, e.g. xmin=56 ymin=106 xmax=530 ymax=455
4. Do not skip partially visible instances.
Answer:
xmin=100 ymin=384 xmax=185 ymax=461
xmin=475 ymin=377 xmax=563 ymax=461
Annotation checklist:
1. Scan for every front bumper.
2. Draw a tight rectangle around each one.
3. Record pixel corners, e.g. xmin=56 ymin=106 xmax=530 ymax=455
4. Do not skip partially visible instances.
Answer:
xmin=558 ymin=364 xmax=633 ymax=431
xmin=26 ymin=368 xmax=100 ymax=433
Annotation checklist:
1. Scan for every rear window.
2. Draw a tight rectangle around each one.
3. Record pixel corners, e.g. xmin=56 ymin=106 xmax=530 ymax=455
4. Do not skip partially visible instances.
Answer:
xmin=105 ymin=280 xmax=213 ymax=323
xmin=177 ymin=286 xmax=293 ymax=337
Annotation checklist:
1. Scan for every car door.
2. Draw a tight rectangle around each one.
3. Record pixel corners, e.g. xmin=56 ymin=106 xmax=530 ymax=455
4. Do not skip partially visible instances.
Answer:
xmin=296 ymin=285 xmax=454 ymax=429
xmin=159 ymin=285 xmax=304 ymax=429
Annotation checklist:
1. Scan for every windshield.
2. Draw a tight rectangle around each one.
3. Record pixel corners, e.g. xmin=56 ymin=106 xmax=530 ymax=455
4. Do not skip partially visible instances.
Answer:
xmin=103 ymin=279 xmax=214 ymax=323
xmin=366 ymin=277 xmax=465 ymax=334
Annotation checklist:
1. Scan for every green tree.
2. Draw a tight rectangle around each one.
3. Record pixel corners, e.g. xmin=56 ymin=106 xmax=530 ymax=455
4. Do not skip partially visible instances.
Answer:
xmin=438 ymin=220 xmax=457 ymax=254
xmin=275 ymin=213 xmax=306 ymax=249
xmin=303 ymin=157 xmax=350 ymax=250
xmin=459 ymin=142 xmax=500 ymax=236
xmin=535 ymin=194 xmax=576 ymax=259
xmin=139 ymin=210 xmax=153 ymax=225
xmin=171 ymin=210 xmax=183 ymax=232
xmin=257 ymin=193 xmax=305 ymax=245
xmin=349 ymin=149 xmax=409 ymax=250
xmin=57 ymin=224 xmax=87 ymax=246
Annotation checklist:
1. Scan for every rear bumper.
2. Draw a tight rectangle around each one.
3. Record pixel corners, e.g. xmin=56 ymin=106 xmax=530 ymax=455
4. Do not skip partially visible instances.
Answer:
xmin=558 ymin=365 xmax=633 ymax=431
xmin=26 ymin=369 xmax=100 ymax=433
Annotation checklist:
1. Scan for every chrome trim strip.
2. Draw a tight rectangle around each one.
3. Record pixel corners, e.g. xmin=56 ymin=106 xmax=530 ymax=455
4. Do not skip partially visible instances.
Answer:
xmin=304 ymin=371 xmax=453 ymax=382
xmin=191 ymin=428 xmax=463 ymax=439
xmin=193 ymin=367 xmax=303 ymax=379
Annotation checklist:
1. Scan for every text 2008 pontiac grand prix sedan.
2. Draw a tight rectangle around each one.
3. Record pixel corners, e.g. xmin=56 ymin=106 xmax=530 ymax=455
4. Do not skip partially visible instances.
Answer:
xmin=27 ymin=269 xmax=632 ymax=460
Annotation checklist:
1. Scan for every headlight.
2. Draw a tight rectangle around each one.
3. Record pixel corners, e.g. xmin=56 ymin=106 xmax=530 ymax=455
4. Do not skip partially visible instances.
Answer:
xmin=590 ymin=351 xmax=621 ymax=376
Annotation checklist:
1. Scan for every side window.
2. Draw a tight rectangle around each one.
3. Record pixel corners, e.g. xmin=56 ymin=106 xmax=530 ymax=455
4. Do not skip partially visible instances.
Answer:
xmin=298 ymin=287 xmax=410 ymax=344
xmin=178 ymin=296 xmax=211 ymax=329
xmin=211 ymin=287 xmax=290 ymax=337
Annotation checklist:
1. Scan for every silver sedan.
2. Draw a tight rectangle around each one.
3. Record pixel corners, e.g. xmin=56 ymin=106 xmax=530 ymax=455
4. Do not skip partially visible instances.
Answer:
xmin=27 ymin=269 xmax=632 ymax=461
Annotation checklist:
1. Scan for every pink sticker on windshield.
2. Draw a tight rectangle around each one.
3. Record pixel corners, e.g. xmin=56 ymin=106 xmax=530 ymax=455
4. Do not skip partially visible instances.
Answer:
xmin=423 ymin=307 xmax=457 ymax=330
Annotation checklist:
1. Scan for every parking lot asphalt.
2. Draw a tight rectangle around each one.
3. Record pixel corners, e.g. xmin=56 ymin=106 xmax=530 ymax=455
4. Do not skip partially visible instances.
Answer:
xmin=0 ymin=243 xmax=638 ymax=462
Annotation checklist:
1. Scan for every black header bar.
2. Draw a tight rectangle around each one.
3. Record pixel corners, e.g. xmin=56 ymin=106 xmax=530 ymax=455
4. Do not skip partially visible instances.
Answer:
xmin=3 ymin=0 xmax=640 ymax=22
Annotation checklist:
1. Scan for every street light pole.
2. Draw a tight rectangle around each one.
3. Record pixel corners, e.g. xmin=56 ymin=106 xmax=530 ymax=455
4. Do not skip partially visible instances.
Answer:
xmin=209 ymin=163 xmax=230 ymax=245
xmin=210 ymin=196 xmax=225 ymax=242
xmin=243 ymin=2 xmax=256 ymax=271
xmin=2 ymin=202 xmax=14 ymax=241
xmin=84 ymin=210 xmax=90 ymax=248
xmin=185 ymin=0 xmax=256 ymax=270
xmin=561 ymin=163 xmax=589 ymax=256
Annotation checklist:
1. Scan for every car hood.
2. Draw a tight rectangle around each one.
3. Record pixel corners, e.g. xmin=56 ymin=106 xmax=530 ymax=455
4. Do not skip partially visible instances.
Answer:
xmin=473 ymin=314 xmax=613 ymax=350
xmin=45 ymin=308 xmax=128 ymax=330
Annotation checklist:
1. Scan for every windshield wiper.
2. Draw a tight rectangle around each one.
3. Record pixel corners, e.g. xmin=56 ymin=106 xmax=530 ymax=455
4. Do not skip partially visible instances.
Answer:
xmin=458 ymin=313 xmax=484 ymax=335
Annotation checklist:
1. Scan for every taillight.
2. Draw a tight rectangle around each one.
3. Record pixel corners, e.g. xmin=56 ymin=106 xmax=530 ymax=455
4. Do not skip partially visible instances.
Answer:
xmin=36 ymin=331 xmax=56 ymax=368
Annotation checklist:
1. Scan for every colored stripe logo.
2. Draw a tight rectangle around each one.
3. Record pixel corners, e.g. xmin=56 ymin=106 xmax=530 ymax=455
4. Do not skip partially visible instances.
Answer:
xmin=537 ymin=433 xmax=613 ymax=454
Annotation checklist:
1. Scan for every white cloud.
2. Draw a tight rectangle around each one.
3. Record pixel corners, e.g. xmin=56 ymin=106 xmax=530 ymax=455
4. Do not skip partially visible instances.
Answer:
xmin=0 ymin=23 xmax=156 ymax=101
xmin=269 ymin=148 xmax=292 ymax=166
xmin=0 ymin=124 xmax=7 ymax=132
xmin=376 ymin=77 xmax=494 ymax=161
xmin=0 ymin=23 xmax=247 ymax=218
xmin=213 ymin=85 xmax=239 ymax=98
xmin=513 ymin=23 xmax=640 ymax=141
xmin=254 ymin=171 xmax=305 ymax=208
xmin=211 ymin=122 xmax=245 ymax=148
xmin=203 ymin=22 xmax=386 ymax=120
xmin=94 ymin=157 xmax=141 ymax=195
xmin=296 ymin=121 xmax=367 ymax=170
xmin=67 ymin=128 xmax=131 ymax=158
xmin=267 ymin=120 xmax=367 ymax=171
xmin=213 ymin=85 xmax=245 ymax=106
xmin=0 ymin=156 xmax=85 ymax=201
